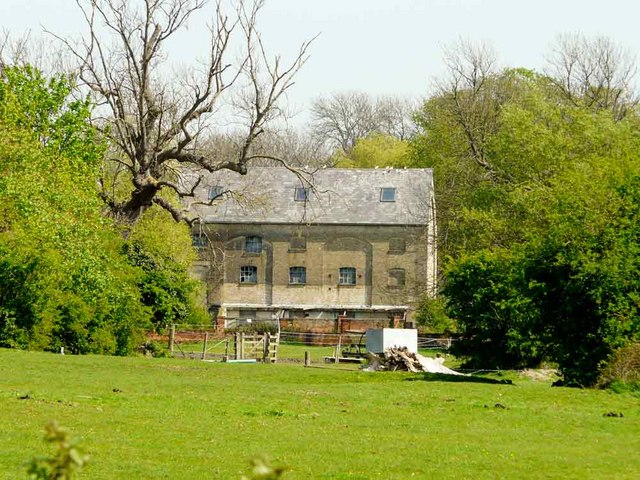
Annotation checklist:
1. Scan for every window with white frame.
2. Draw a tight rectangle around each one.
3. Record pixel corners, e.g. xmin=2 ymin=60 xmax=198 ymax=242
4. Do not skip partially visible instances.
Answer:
xmin=380 ymin=187 xmax=396 ymax=202
xmin=240 ymin=266 xmax=257 ymax=283
xmin=339 ymin=267 xmax=356 ymax=285
xmin=289 ymin=266 xmax=307 ymax=285
xmin=244 ymin=236 xmax=262 ymax=254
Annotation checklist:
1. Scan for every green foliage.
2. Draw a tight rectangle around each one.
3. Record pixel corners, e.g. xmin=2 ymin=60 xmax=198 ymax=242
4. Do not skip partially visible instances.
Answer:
xmin=413 ymin=63 xmax=640 ymax=386
xmin=414 ymin=296 xmax=456 ymax=334
xmin=125 ymin=206 xmax=209 ymax=331
xmin=334 ymin=132 xmax=411 ymax=168
xmin=0 ymin=64 xmax=212 ymax=355
xmin=27 ymin=421 xmax=88 ymax=480
xmin=0 ymin=64 xmax=103 ymax=165
xmin=597 ymin=344 xmax=640 ymax=392
xmin=123 ymin=239 xmax=206 ymax=331
xmin=0 ymin=65 xmax=152 ymax=354
xmin=445 ymin=249 xmax=545 ymax=369
xmin=446 ymin=170 xmax=640 ymax=384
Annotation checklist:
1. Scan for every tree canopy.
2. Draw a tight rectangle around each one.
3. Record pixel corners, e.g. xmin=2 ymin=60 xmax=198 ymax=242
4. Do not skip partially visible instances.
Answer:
xmin=410 ymin=38 xmax=640 ymax=386
xmin=0 ymin=64 xmax=206 ymax=353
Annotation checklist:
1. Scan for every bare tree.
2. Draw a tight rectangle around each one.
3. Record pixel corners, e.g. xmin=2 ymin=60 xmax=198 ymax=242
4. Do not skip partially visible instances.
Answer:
xmin=199 ymin=128 xmax=330 ymax=168
xmin=310 ymin=91 xmax=378 ymax=155
xmin=546 ymin=34 xmax=637 ymax=120
xmin=309 ymin=91 xmax=417 ymax=156
xmin=435 ymin=39 xmax=505 ymax=177
xmin=52 ymin=0 xmax=312 ymax=224
xmin=375 ymin=95 xmax=419 ymax=141
xmin=0 ymin=30 xmax=67 ymax=73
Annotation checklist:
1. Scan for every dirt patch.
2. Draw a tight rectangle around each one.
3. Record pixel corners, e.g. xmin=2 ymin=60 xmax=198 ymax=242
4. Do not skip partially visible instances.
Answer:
xmin=520 ymin=369 xmax=558 ymax=382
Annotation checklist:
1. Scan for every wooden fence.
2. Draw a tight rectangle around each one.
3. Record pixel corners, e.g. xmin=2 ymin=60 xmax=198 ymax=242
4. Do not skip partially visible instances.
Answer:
xmin=166 ymin=325 xmax=279 ymax=363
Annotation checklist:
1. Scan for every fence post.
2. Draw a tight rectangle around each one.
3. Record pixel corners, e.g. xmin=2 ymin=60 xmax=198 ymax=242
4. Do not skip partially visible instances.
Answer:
xmin=234 ymin=332 xmax=239 ymax=360
xmin=240 ymin=332 xmax=245 ymax=360
xmin=272 ymin=333 xmax=279 ymax=363
xmin=169 ymin=324 xmax=176 ymax=356
xmin=334 ymin=334 xmax=342 ymax=364
xmin=202 ymin=331 xmax=209 ymax=360
xmin=304 ymin=350 xmax=311 ymax=367
xmin=263 ymin=333 xmax=270 ymax=363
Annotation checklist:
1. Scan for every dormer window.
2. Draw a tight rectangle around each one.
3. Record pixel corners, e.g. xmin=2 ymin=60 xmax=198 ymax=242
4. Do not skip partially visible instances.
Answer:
xmin=294 ymin=187 xmax=309 ymax=202
xmin=380 ymin=187 xmax=396 ymax=202
xmin=208 ymin=185 xmax=224 ymax=201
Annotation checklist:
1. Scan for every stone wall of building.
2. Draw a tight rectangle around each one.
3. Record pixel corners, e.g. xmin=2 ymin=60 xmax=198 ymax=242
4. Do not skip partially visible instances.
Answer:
xmin=195 ymin=223 xmax=433 ymax=321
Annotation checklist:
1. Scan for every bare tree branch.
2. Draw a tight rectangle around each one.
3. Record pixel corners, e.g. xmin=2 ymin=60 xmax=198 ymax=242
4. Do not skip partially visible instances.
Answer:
xmin=434 ymin=39 xmax=508 ymax=178
xmin=309 ymin=91 xmax=418 ymax=156
xmin=545 ymin=33 xmax=638 ymax=120
xmin=55 ymin=0 xmax=312 ymax=224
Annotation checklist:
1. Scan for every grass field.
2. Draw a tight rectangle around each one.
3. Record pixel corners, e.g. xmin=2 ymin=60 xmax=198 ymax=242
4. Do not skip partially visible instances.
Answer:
xmin=1 ymin=348 xmax=639 ymax=479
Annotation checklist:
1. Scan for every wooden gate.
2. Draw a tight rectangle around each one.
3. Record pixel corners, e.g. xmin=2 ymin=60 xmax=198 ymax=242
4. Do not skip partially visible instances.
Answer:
xmin=233 ymin=332 xmax=279 ymax=363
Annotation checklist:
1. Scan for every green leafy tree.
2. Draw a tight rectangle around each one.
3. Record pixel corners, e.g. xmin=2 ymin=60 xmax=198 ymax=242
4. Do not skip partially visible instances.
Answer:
xmin=333 ymin=132 xmax=411 ymax=168
xmin=125 ymin=207 xmax=208 ymax=331
xmin=445 ymin=126 xmax=640 ymax=384
xmin=420 ymin=39 xmax=640 ymax=384
xmin=0 ymin=65 xmax=152 ymax=354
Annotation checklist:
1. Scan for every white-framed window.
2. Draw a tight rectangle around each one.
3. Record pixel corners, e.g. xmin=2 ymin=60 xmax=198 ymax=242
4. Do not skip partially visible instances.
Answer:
xmin=380 ymin=187 xmax=396 ymax=202
xmin=289 ymin=266 xmax=307 ymax=285
xmin=240 ymin=266 xmax=257 ymax=283
xmin=208 ymin=185 xmax=224 ymax=200
xmin=294 ymin=186 xmax=309 ymax=202
xmin=339 ymin=267 xmax=356 ymax=285
xmin=244 ymin=236 xmax=262 ymax=254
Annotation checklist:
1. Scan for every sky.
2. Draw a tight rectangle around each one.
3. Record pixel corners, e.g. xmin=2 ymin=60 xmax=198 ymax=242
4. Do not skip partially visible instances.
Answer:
xmin=2 ymin=0 xmax=640 ymax=125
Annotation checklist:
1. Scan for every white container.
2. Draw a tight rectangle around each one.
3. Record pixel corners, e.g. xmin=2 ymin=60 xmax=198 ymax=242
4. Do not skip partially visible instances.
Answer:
xmin=366 ymin=328 xmax=418 ymax=354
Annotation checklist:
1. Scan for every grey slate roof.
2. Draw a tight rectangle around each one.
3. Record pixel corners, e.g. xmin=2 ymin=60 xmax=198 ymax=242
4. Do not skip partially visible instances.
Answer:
xmin=189 ymin=167 xmax=434 ymax=226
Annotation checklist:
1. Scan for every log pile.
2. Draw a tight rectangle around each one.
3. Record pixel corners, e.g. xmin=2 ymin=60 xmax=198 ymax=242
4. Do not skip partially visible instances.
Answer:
xmin=364 ymin=347 xmax=464 ymax=375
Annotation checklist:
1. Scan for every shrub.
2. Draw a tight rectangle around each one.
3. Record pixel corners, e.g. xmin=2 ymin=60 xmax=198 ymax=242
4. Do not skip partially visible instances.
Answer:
xmin=414 ymin=295 xmax=457 ymax=334
xmin=225 ymin=322 xmax=279 ymax=335
xmin=27 ymin=421 xmax=88 ymax=480
xmin=123 ymin=240 xmax=208 ymax=332
xmin=597 ymin=343 xmax=640 ymax=391
xmin=445 ymin=249 xmax=546 ymax=370
xmin=140 ymin=341 xmax=170 ymax=358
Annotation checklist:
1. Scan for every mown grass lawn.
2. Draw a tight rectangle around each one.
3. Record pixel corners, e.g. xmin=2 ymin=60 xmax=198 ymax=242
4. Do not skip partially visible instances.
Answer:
xmin=1 ymin=348 xmax=639 ymax=479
